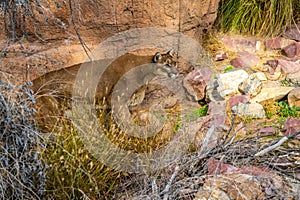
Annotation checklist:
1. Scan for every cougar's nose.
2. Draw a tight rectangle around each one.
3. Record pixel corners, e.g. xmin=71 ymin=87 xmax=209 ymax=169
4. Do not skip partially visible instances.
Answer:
xmin=169 ymin=71 xmax=179 ymax=78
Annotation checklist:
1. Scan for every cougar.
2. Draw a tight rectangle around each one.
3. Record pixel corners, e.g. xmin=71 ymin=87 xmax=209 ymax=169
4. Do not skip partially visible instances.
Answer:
xmin=32 ymin=50 xmax=179 ymax=121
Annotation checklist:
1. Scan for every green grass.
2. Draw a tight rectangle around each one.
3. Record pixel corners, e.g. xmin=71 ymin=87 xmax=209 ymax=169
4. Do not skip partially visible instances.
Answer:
xmin=217 ymin=0 xmax=296 ymax=37
xmin=275 ymin=100 xmax=300 ymax=118
xmin=264 ymin=99 xmax=300 ymax=119
xmin=224 ymin=65 xmax=234 ymax=72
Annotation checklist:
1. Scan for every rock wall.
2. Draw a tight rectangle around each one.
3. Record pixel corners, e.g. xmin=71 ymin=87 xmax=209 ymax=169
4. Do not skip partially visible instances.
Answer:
xmin=29 ymin=0 xmax=220 ymax=43
xmin=0 ymin=0 xmax=220 ymax=83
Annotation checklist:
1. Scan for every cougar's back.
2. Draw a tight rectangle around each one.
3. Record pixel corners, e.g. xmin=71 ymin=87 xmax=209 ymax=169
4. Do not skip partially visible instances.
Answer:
xmin=32 ymin=51 xmax=178 ymax=121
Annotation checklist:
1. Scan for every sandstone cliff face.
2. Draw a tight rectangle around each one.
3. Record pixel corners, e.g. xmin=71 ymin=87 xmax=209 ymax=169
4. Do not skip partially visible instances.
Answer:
xmin=0 ymin=0 xmax=220 ymax=83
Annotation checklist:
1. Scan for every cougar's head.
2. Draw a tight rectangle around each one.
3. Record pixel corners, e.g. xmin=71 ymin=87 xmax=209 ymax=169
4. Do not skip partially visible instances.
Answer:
xmin=153 ymin=49 xmax=179 ymax=78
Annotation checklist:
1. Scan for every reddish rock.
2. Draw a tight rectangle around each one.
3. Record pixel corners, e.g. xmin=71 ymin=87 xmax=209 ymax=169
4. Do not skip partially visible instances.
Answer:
xmin=215 ymin=50 xmax=228 ymax=61
xmin=230 ymin=58 xmax=245 ymax=68
xmin=264 ymin=38 xmax=282 ymax=50
xmin=183 ymin=67 xmax=213 ymax=101
xmin=230 ymin=52 xmax=261 ymax=68
xmin=207 ymin=158 xmax=239 ymax=174
xmin=284 ymin=24 xmax=300 ymax=41
xmin=221 ymin=36 xmax=260 ymax=52
xmin=266 ymin=60 xmax=278 ymax=69
xmin=277 ymin=59 xmax=300 ymax=74
xmin=237 ymin=52 xmax=260 ymax=67
xmin=207 ymin=158 xmax=283 ymax=188
xmin=282 ymin=42 xmax=300 ymax=58
xmin=284 ymin=118 xmax=300 ymax=139
xmin=258 ymin=127 xmax=275 ymax=136
xmin=207 ymin=101 xmax=226 ymax=116
xmin=227 ymin=95 xmax=248 ymax=109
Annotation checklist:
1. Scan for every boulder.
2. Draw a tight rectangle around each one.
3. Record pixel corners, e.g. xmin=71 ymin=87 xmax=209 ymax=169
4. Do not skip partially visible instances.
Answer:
xmin=221 ymin=36 xmax=262 ymax=52
xmin=217 ymin=70 xmax=249 ymax=98
xmin=288 ymin=88 xmax=300 ymax=108
xmin=277 ymin=59 xmax=300 ymax=74
xmin=250 ymin=83 xmax=294 ymax=103
xmin=282 ymin=42 xmax=300 ymax=58
xmin=238 ymin=73 xmax=262 ymax=97
xmin=232 ymin=102 xmax=266 ymax=118
xmin=183 ymin=67 xmax=213 ymax=101
xmin=286 ymin=71 xmax=300 ymax=86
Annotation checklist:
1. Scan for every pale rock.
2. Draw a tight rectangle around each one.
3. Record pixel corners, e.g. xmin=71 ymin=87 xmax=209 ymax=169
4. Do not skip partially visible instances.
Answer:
xmin=250 ymin=81 xmax=294 ymax=103
xmin=217 ymin=70 xmax=249 ymax=98
xmin=238 ymin=73 xmax=262 ymax=97
xmin=254 ymin=72 xmax=267 ymax=81
xmin=250 ymin=84 xmax=294 ymax=103
xmin=232 ymin=102 xmax=266 ymax=118
xmin=288 ymin=88 xmax=300 ymax=108
xmin=205 ymin=80 xmax=225 ymax=102
xmin=266 ymin=71 xmax=282 ymax=81
xmin=286 ymin=71 xmax=300 ymax=86
xmin=215 ymin=50 xmax=228 ymax=61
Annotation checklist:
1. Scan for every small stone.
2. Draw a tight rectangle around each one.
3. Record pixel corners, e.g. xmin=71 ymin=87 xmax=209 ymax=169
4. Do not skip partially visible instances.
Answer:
xmin=227 ymin=95 xmax=249 ymax=109
xmin=215 ymin=50 xmax=229 ymax=61
xmin=217 ymin=70 xmax=249 ymax=98
xmin=282 ymin=42 xmax=300 ymax=58
xmin=230 ymin=58 xmax=245 ymax=68
xmin=232 ymin=102 xmax=266 ymax=118
xmin=264 ymin=38 xmax=282 ymax=50
xmin=230 ymin=58 xmax=244 ymax=68
xmin=288 ymin=88 xmax=300 ymax=108
xmin=266 ymin=60 xmax=279 ymax=69
xmin=236 ymin=52 xmax=260 ymax=68
xmin=238 ymin=73 xmax=262 ymax=97
xmin=258 ymin=127 xmax=275 ymax=136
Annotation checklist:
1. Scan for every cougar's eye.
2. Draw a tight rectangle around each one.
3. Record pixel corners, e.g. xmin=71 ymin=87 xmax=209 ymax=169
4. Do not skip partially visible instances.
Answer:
xmin=163 ymin=64 xmax=172 ymax=72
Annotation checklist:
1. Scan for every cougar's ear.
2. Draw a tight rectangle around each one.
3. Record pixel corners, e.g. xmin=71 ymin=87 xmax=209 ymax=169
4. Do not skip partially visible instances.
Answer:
xmin=153 ymin=52 xmax=162 ymax=63
xmin=168 ymin=49 xmax=175 ymax=57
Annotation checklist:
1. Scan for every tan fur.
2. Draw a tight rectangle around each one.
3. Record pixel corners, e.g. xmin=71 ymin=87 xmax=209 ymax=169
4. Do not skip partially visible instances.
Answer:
xmin=31 ymin=51 xmax=178 ymax=124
